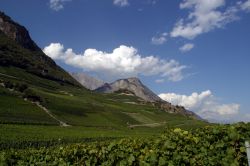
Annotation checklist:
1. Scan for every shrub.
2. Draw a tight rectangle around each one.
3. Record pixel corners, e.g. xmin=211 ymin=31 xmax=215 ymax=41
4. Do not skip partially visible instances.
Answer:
xmin=14 ymin=83 xmax=28 ymax=92
xmin=23 ymin=89 xmax=42 ymax=102
xmin=3 ymin=81 xmax=14 ymax=89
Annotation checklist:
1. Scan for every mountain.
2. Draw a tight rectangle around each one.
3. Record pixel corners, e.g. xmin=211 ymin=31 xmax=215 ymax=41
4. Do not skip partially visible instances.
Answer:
xmin=0 ymin=11 xmax=205 ymax=129
xmin=0 ymin=12 xmax=40 ymax=51
xmin=95 ymin=77 xmax=202 ymax=119
xmin=0 ymin=11 xmax=80 ymax=86
xmin=71 ymin=72 xmax=105 ymax=90
xmin=95 ymin=77 xmax=162 ymax=102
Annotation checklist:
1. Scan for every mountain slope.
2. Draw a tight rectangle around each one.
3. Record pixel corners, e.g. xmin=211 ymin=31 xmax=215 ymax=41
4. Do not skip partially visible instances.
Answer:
xmin=71 ymin=72 xmax=105 ymax=90
xmin=0 ymin=11 xmax=80 ymax=86
xmin=95 ymin=77 xmax=202 ymax=119
xmin=0 ymin=11 xmax=205 ymax=130
xmin=0 ymin=11 xmax=40 ymax=51
xmin=95 ymin=77 xmax=162 ymax=102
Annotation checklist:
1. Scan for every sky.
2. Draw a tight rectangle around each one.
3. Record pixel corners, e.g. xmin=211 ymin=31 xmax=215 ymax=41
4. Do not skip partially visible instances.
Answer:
xmin=0 ymin=0 xmax=250 ymax=122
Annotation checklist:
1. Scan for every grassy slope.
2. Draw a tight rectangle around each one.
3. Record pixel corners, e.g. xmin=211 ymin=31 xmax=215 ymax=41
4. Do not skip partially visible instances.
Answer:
xmin=0 ymin=32 xmax=80 ymax=86
xmin=0 ymin=66 xmax=207 ymax=149
xmin=0 ymin=66 xmax=205 ymax=127
xmin=0 ymin=16 xmax=206 ymax=150
xmin=0 ymin=90 xmax=58 ymax=125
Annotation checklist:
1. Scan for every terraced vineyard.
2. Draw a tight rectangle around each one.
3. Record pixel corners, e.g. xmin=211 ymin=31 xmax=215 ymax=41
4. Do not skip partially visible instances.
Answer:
xmin=0 ymin=13 xmax=208 ymax=159
xmin=0 ymin=66 xmax=206 ymax=127
xmin=0 ymin=66 xmax=207 ymax=152
xmin=1 ymin=9 xmax=249 ymax=165
xmin=1 ymin=123 xmax=249 ymax=165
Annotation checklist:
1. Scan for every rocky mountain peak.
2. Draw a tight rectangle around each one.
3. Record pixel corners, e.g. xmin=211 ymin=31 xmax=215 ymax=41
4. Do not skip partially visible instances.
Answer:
xmin=96 ymin=77 xmax=162 ymax=102
xmin=95 ymin=77 xmax=202 ymax=119
xmin=0 ymin=11 xmax=40 ymax=51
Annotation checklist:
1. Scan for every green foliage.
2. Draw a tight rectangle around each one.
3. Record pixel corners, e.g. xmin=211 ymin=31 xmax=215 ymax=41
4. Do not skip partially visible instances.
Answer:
xmin=0 ymin=124 xmax=160 ymax=150
xmin=0 ymin=94 xmax=58 ymax=125
xmin=0 ymin=66 xmax=206 ymax=128
xmin=23 ymin=88 xmax=43 ymax=102
xmin=3 ymin=81 xmax=14 ymax=89
xmin=14 ymin=83 xmax=28 ymax=92
xmin=2 ymin=80 xmax=28 ymax=93
xmin=1 ymin=123 xmax=250 ymax=165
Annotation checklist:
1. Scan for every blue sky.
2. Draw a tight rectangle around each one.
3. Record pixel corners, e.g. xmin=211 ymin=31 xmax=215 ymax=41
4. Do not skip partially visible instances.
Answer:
xmin=1 ymin=0 xmax=250 ymax=122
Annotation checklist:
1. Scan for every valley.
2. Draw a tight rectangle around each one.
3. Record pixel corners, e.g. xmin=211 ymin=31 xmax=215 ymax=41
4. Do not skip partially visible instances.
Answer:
xmin=0 ymin=9 xmax=249 ymax=165
xmin=0 ymin=65 xmax=206 ymax=150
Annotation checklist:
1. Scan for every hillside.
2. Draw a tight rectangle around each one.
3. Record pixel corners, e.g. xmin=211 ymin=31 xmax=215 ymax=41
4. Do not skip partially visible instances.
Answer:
xmin=0 ymin=11 xmax=80 ymax=86
xmin=0 ymin=12 xmax=207 ymax=148
xmin=1 ymin=1 xmax=250 ymax=165
xmin=0 ymin=67 xmax=202 ymax=127
xmin=95 ymin=77 xmax=201 ymax=118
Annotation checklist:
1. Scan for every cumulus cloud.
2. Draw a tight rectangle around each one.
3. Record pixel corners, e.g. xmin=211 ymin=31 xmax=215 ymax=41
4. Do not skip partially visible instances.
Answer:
xmin=240 ymin=0 xmax=250 ymax=11
xmin=170 ymin=0 xmax=239 ymax=39
xmin=49 ymin=0 xmax=71 ymax=11
xmin=179 ymin=43 xmax=194 ymax=52
xmin=215 ymin=104 xmax=240 ymax=115
xmin=159 ymin=90 xmax=240 ymax=122
xmin=43 ymin=43 xmax=186 ymax=81
xmin=113 ymin=0 xmax=129 ymax=7
xmin=151 ymin=33 xmax=168 ymax=45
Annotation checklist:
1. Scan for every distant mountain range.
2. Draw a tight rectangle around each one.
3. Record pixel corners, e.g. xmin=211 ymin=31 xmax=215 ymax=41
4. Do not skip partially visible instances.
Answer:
xmin=72 ymin=74 xmax=201 ymax=118
xmin=71 ymin=73 xmax=163 ymax=102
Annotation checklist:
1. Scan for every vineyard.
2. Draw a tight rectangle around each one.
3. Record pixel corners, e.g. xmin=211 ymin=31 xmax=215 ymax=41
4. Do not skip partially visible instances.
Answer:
xmin=1 ymin=123 xmax=250 ymax=165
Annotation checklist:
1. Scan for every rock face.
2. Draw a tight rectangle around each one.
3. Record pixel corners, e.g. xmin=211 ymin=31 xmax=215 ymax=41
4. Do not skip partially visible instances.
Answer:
xmin=157 ymin=102 xmax=201 ymax=119
xmin=0 ymin=11 xmax=40 ymax=51
xmin=0 ymin=11 xmax=80 ymax=86
xmin=96 ymin=77 xmax=163 ymax=102
xmin=71 ymin=72 xmax=105 ymax=90
xmin=96 ymin=77 xmax=202 ymax=119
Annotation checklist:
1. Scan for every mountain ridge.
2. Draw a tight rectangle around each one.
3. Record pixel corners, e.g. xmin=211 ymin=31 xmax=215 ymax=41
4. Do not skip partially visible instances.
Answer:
xmin=95 ymin=77 xmax=162 ymax=102
xmin=0 ymin=11 xmax=40 ymax=51
xmin=0 ymin=11 xmax=204 ymax=126
xmin=95 ymin=77 xmax=201 ymax=119
xmin=0 ymin=11 xmax=80 ymax=86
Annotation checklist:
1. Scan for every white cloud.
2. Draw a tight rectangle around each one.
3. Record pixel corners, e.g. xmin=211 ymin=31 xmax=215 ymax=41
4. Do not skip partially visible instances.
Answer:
xmin=49 ymin=0 xmax=71 ymax=11
xmin=179 ymin=43 xmax=194 ymax=52
xmin=240 ymin=0 xmax=250 ymax=11
xmin=170 ymin=0 xmax=239 ymax=39
xmin=151 ymin=32 xmax=168 ymax=45
xmin=113 ymin=0 xmax=129 ymax=7
xmin=159 ymin=90 xmax=240 ymax=122
xmin=43 ymin=43 xmax=64 ymax=59
xmin=155 ymin=79 xmax=164 ymax=83
xmin=43 ymin=43 xmax=186 ymax=82
xmin=215 ymin=104 xmax=240 ymax=115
